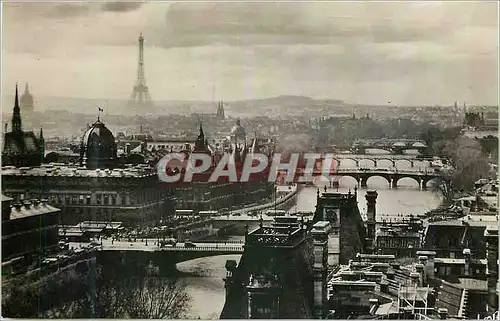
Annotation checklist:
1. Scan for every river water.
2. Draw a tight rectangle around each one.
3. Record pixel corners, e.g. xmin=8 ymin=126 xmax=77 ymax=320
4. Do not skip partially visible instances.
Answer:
xmin=177 ymin=155 xmax=443 ymax=319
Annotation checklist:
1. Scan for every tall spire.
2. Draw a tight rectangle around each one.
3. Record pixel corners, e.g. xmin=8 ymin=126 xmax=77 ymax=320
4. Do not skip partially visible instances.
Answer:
xmin=127 ymin=32 xmax=153 ymax=109
xmin=195 ymin=122 xmax=206 ymax=150
xmin=199 ymin=122 xmax=204 ymax=140
xmin=12 ymin=83 xmax=22 ymax=133
xmin=39 ymin=126 xmax=45 ymax=161
xmin=25 ymin=82 xmax=30 ymax=94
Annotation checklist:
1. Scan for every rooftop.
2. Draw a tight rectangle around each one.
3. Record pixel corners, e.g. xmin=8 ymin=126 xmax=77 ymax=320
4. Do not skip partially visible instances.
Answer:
xmin=8 ymin=200 xmax=60 ymax=220
xmin=434 ymin=258 xmax=487 ymax=265
xmin=429 ymin=213 xmax=498 ymax=228
xmin=1 ymin=164 xmax=156 ymax=178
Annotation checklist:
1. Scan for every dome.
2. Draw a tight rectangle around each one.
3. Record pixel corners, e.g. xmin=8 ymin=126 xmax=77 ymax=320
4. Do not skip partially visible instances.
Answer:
xmin=230 ymin=118 xmax=246 ymax=140
xmin=80 ymin=118 xmax=118 ymax=169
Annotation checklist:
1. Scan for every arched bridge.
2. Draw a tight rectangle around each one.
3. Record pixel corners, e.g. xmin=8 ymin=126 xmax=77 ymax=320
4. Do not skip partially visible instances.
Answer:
xmin=94 ymin=240 xmax=244 ymax=273
xmin=309 ymin=168 xmax=443 ymax=188
xmin=351 ymin=138 xmax=428 ymax=154
xmin=333 ymin=154 xmax=442 ymax=168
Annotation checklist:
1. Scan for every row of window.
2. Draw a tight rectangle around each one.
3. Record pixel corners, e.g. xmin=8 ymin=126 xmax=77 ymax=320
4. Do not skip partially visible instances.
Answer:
xmin=377 ymin=237 xmax=420 ymax=248
xmin=15 ymin=190 xmax=170 ymax=207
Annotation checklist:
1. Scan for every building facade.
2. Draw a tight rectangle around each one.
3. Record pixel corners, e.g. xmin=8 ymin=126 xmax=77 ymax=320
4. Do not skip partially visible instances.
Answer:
xmin=2 ymin=114 xmax=175 ymax=226
xmin=1 ymin=194 xmax=60 ymax=262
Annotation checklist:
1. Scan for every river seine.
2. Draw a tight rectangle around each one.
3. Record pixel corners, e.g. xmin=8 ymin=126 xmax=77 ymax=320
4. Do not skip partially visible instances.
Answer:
xmin=178 ymin=157 xmax=442 ymax=319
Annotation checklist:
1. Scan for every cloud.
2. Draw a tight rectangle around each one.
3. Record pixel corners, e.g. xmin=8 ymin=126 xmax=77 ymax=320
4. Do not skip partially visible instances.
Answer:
xmin=100 ymin=2 xmax=143 ymax=13
xmin=1 ymin=2 xmax=497 ymax=106
xmin=160 ymin=2 xmax=498 ymax=48
xmin=2 ymin=2 xmax=144 ymax=20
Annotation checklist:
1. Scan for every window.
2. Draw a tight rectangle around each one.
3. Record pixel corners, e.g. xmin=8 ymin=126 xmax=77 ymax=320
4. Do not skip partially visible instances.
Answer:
xmin=111 ymin=196 xmax=117 ymax=205
xmin=86 ymin=196 xmax=91 ymax=205
xmin=96 ymin=194 xmax=102 ymax=205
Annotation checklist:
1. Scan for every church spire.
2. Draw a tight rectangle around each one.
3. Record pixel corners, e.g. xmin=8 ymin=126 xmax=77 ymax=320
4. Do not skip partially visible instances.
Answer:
xmin=12 ymin=83 xmax=22 ymax=133
xmin=25 ymin=82 xmax=30 ymax=94
xmin=195 ymin=122 xmax=207 ymax=151
xmin=39 ymin=126 xmax=45 ymax=162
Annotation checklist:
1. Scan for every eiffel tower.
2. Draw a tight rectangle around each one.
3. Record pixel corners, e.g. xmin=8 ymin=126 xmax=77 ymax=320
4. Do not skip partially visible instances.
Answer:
xmin=127 ymin=33 xmax=153 ymax=109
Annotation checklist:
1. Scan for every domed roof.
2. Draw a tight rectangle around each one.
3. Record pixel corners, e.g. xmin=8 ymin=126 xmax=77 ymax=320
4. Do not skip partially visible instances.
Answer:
xmin=80 ymin=118 xmax=117 ymax=169
xmin=230 ymin=118 xmax=246 ymax=140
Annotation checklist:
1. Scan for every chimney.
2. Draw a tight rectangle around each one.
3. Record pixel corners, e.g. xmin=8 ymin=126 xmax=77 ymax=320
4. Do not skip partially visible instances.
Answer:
xmin=418 ymin=251 xmax=436 ymax=279
xmin=463 ymin=248 xmax=472 ymax=276
xmin=125 ymin=143 xmax=131 ymax=155
xmin=418 ymin=255 xmax=428 ymax=266
xmin=438 ymin=308 xmax=448 ymax=320
xmin=415 ymin=264 xmax=425 ymax=286
xmin=13 ymin=203 xmax=22 ymax=211
xmin=410 ymin=272 xmax=420 ymax=286
xmin=23 ymin=201 xmax=32 ymax=210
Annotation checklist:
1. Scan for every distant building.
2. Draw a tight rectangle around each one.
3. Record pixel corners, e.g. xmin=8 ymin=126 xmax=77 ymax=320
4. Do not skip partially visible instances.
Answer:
xmin=1 ymin=194 xmax=60 ymax=262
xmin=162 ymin=123 xmax=272 ymax=212
xmin=20 ymin=82 xmax=34 ymax=113
xmin=230 ymin=118 xmax=247 ymax=144
xmin=2 ymin=85 xmax=44 ymax=167
xmin=216 ymin=100 xmax=226 ymax=120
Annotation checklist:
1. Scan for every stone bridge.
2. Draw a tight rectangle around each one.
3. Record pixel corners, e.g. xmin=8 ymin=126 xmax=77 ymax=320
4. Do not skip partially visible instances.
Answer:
xmin=95 ymin=240 xmax=244 ymax=274
xmin=353 ymin=138 xmax=427 ymax=148
xmin=333 ymin=154 xmax=442 ymax=168
xmin=305 ymin=168 xmax=443 ymax=188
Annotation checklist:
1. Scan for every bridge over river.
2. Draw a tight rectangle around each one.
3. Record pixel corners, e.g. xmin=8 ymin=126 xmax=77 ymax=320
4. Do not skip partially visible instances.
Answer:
xmin=330 ymin=168 xmax=442 ymax=188
xmin=301 ymin=168 xmax=443 ymax=188
xmin=75 ymin=239 xmax=245 ymax=274
xmin=333 ymin=154 xmax=444 ymax=168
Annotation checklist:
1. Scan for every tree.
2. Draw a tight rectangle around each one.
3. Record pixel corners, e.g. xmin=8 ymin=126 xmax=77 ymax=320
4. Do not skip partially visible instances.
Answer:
xmin=433 ymin=137 xmax=490 ymax=203
xmin=122 ymin=276 xmax=191 ymax=319
xmin=2 ymin=263 xmax=192 ymax=319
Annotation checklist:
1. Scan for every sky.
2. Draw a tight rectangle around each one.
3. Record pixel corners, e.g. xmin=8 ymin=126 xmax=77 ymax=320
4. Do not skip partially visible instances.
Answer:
xmin=2 ymin=1 xmax=499 ymax=106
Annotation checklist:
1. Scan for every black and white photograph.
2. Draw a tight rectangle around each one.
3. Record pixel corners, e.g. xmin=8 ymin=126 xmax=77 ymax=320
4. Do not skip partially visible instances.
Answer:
xmin=1 ymin=1 xmax=498 ymax=319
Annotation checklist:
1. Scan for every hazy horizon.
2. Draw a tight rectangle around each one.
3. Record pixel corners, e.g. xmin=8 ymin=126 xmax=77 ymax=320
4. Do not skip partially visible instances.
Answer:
xmin=2 ymin=2 xmax=498 ymax=107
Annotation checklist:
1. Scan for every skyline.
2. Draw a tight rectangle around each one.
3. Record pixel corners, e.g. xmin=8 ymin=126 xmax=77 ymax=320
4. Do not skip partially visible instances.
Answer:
xmin=2 ymin=2 xmax=499 ymax=106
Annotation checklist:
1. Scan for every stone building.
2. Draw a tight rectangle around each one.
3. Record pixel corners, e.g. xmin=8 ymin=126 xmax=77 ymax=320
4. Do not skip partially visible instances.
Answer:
xmin=2 ymin=116 xmax=175 ymax=226
xmin=2 ymin=85 xmax=44 ymax=167
xmin=1 ymin=194 xmax=60 ymax=263
xmin=375 ymin=218 xmax=423 ymax=257
xmin=313 ymin=188 xmax=365 ymax=265
xmin=423 ymin=212 xmax=498 ymax=259
xmin=162 ymin=123 xmax=273 ymax=212
xmin=221 ymin=216 xmax=331 ymax=319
